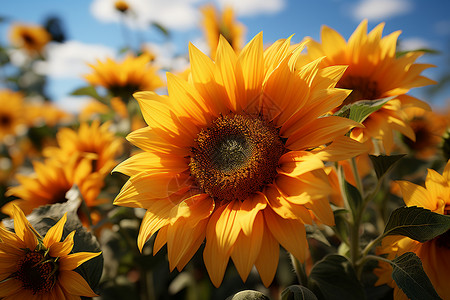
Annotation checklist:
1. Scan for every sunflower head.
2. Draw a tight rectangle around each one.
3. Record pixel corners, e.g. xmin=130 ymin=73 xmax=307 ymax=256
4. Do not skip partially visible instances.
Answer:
xmin=200 ymin=4 xmax=246 ymax=58
xmin=302 ymin=19 xmax=435 ymax=154
xmin=0 ymin=89 xmax=26 ymax=141
xmin=114 ymin=0 xmax=129 ymax=13
xmin=114 ymin=32 xmax=368 ymax=287
xmin=0 ymin=205 xmax=101 ymax=298
xmin=83 ymin=54 xmax=164 ymax=101
xmin=9 ymin=23 xmax=51 ymax=54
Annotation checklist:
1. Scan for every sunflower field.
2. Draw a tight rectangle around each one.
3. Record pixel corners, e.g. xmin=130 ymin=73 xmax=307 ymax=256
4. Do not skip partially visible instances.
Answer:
xmin=0 ymin=1 xmax=449 ymax=300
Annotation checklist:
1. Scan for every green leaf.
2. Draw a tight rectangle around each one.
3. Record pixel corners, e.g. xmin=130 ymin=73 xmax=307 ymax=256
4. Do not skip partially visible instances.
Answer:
xmin=343 ymin=180 xmax=362 ymax=220
xmin=309 ymin=255 xmax=366 ymax=300
xmin=151 ymin=21 xmax=170 ymax=37
xmin=225 ymin=290 xmax=270 ymax=300
xmin=281 ymin=285 xmax=318 ymax=300
xmin=334 ymin=96 xmax=394 ymax=123
xmin=391 ymin=252 xmax=441 ymax=300
xmin=369 ymin=154 xmax=406 ymax=180
xmin=384 ymin=206 xmax=450 ymax=242
xmin=71 ymin=85 xmax=105 ymax=103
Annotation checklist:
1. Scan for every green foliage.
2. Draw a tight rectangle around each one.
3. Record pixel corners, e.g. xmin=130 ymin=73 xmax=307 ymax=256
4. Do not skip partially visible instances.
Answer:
xmin=334 ymin=97 xmax=394 ymax=123
xmin=369 ymin=154 xmax=406 ymax=180
xmin=391 ymin=252 xmax=441 ymax=300
xmin=281 ymin=285 xmax=318 ymax=300
xmin=308 ymin=255 xmax=366 ymax=300
xmin=71 ymin=85 xmax=106 ymax=103
xmin=342 ymin=180 xmax=362 ymax=220
xmin=384 ymin=206 xmax=450 ymax=242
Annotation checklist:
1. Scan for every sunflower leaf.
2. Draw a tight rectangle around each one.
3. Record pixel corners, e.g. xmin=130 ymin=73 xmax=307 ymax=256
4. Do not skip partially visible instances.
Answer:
xmin=71 ymin=85 xmax=105 ymax=103
xmin=383 ymin=206 xmax=450 ymax=242
xmin=281 ymin=285 xmax=318 ymax=300
xmin=369 ymin=154 xmax=406 ymax=180
xmin=334 ymin=96 xmax=395 ymax=123
xmin=342 ymin=180 xmax=362 ymax=220
xmin=308 ymin=254 xmax=366 ymax=300
xmin=390 ymin=252 xmax=441 ymax=300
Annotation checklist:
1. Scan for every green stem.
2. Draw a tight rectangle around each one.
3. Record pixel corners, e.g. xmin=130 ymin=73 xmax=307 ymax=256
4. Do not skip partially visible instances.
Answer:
xmin=290 ymin=253 xmax=308 ymax=286
xmin=350 ymin=157 xmax=364 ymax=196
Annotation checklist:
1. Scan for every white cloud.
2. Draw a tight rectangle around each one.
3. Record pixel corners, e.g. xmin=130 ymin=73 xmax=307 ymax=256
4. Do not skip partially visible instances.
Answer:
xmin=34 ymin=40 xmax=115 ymax=79
xmin=54 ymin=95 xmax=93 ymax=115
xmin=397 ymin=37 xmax=432 ymax=52
xmin=353 ymin=0 xmax=413 ymax=21
xmin=90 ymin=0 xmax=201 ymax=31
xmin=217 ymin=0 xmax=286 ymax=16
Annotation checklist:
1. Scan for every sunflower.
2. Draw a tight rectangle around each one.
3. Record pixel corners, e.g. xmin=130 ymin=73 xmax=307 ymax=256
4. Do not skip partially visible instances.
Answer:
xmin=114 ymin=0 xmax=129 ymax=13
xmin=0 ymin=90 xmax=26 ymax=142
xmin=4 ymin=154 xmax=104 ymax=216
xmin=0 ymin=204 xmax=100 ymax=299
xmin=301 ymin=20 xmax=435 ymax=154
xmin=113 ymin=33 xmax=368 ymax=287
xmin=83 ymin=54 xmax=164 ymax=101
xmin=200 ymin=4 xmax=245 ymax=59
xmin=400 ymin=107 xmax=450 ymax=159
xmin=9 ymin=23 xmax=51 ymax=54
xmin=25 ymin=101 xmax=73 ymax=127
xmin=43 ymin=120 xmax=123 ymax=176
xmin=374 ymin=160 xmax=450 ymax=299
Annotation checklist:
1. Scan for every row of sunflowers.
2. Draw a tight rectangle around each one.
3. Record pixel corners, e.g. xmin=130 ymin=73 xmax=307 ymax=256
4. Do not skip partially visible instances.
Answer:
xmin=0 ymin=2 xmax=449 ymax=300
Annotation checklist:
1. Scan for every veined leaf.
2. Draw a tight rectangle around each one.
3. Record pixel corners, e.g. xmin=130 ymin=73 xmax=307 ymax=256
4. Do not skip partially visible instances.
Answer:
xmin=369 ymin=154 xmax=406 ymax=180
xmin=334 ymin=96 xmax=394 ymax=123
xmin=281 ymin=285 xmax=318 ymax=300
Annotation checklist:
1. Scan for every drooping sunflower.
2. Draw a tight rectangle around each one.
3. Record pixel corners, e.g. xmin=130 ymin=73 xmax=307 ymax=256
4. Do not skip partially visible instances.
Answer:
xmin=200 ymin=4 xmax=245 ymax=59
xmin=9 ymin=23 xmax=51 ymax=55
xmin=83 ymin=53 xmax=164 ymax=101
xmin=0 ymin=205 xmax=101 ymax=299
xmin=4 ymin=154 xmax=104 ymax=216
xmin=113 ymin=33 xmax=368 ymax=287
xmin=301 ymin=20 xmax=435 ymax=153
xmin=0 ymin=89 xmax=26 ymax=142
xmin=43 ymin=120 xmax=123 ymax=176
xmin=374 ymin=160 xmax=450 ymax=299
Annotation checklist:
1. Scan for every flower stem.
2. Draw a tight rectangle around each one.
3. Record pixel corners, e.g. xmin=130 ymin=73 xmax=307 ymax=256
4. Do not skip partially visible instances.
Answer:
xmin=290 ymin=253 xmax=308 ymax=286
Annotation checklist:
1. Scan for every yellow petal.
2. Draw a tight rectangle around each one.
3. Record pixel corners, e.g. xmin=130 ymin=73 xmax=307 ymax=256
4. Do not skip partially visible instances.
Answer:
xmin=169 ymin=194 xmax=214 ymax=227
xmin=312 ymin=136 xmax=369 ymax=161
xmin=277 ymin=151 xmax=324 ymax=177
xmin=10 ymin=204 xmax=38 ymax=250
xmin=43 ymin=213 xmax=67 ymax=248
xmin=396 ymin=180 xmax=436 ymax=210
xmin=49 ymin=231 xmax=75 ymax=257
xmin=236 ymin=192 xmax=267 ymax=236
xmin=255 ymin=224 xmax=279 ymax=287
xmin=0 ymin=278 xmax=22 ymax=297
xmin=59 ymin=251 xmax=101 ymax=271
xmin=58 ymin=270 xmax=98 ymax=297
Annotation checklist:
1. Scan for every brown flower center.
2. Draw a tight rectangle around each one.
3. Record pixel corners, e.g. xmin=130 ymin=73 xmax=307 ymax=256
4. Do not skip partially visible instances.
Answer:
xmin=402 ymin=117 xmax=435 ymax=152
xmin=0 ymin=114 xmax=12 ymax=128
xmin=189 ymin=113 xmax=285 ymax=202
xmin=13 ymin=251 xmax=57 ymax=294
xmin=336 ymin=75 xmax=381 ymax=107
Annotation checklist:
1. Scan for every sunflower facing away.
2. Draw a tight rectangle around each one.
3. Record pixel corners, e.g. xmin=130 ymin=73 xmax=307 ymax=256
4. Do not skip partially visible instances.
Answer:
xmin=9 ymin=23 xmax=51 ymax=55
xmin=0 ymin=89 xmax=26 ymax=142
xmin=83 ymin=53 xmax=164 ymax=101
xmin=42 ymin=120 xmax=123 ymax=176
xmin=0 ymin=205 xmax=101 ymax=299
xmin=301 ymin=19 xmax=435 ymax=154
xmin=200 ymin=4 xmax=246 ymax=59
xmin=5 ymin=154 xmax=104 ymax=216
xmin=113 ymin=33 xmax=368 ymax=287
xmin=374 ymin=160 xmax=450 ymax=299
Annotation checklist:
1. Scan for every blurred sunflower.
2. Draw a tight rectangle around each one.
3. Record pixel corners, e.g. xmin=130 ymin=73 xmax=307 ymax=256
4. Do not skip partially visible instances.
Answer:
xmin=114 ymin=33 xmax=368 ymax=287
xmin=25 ymin=101 xmax=73 ymax=127
xmin=0 ymin=89 xmax=26 ymax=142
xmin=43 ymin=120 xmax=123 ymax=176
xmin=301 ymin=20 xmax=435 ymax=153
xmin=9 ymin=22 xmax=51 ymax=55
xmin=200 ymin=4 xmax=245 ymax=59
xmin=0 ymin=205 xmax=100 ymax=299
xmin=83 ymin=53 xmax=164 ymax=101
xmin=114 ymin=0 xmax=129 ymax=13
xmin=401 ymin=107 xmax=450 ymax=159
xmin=374 ymin=160 xmax=450 ymax=299
xmin=4 ymin=155 xmax=104 ymax=217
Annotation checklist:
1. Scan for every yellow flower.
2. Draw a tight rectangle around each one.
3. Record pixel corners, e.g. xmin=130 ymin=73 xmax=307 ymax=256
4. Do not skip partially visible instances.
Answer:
xmin=5 ymin=155 xmax=104 ymax=216
xmin=0 ymin=205 xmax=101 ymax=299
xmin=83 ymin=54 xmax=164 ymax=100
xmin=9 ymin=23 xmax=51 ymax=54
xmin=114 ymin=0 xmax=129 ymax=13
xmin=200 ymin=4 xmax=246 ymax=59
xmin=43 ymin=120 xmax=123 ymax=176
xmin=113 ymin=33 xmax=368 ymax=287
xmin=25 ymin=101 xmax=73 ymax=127
xmin=0 ymin=90 xmax=26 ymax=141
xmin=301 ymin=20 xmax=435 ymax=154
xmin=374 ymin=160 xmax=450 ymax=299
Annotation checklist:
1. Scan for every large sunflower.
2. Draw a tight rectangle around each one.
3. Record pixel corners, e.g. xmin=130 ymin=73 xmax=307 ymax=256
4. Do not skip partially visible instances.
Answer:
xmin=0 ymin=205 xmax=100 ymax=299
xmin=374 ymin=160 xmax=450 ymax=299
xmin=43 ymin=120 xmax=123 ymax=176
xmin=5 ymin=154 xmax=104 ymax=216
xmin=0 ymin=89 xmax=26 ymax=141
xmin=200 ymin=4 xmax=245 ymax=59
xmin=114 ymin=33 xmax=368 ymax=287
xmin=9 ymin=23 xmax=51 ymax=55
xmin=301 ymin=20 xmax=435 ymax=153
xmin=83 ymin=53 xmax=164 ymax=101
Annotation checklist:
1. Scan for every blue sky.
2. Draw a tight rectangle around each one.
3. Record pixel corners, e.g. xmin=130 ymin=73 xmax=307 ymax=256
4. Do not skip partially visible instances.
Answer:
xmin=1 ymin=0 xmax=449 ymax=111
